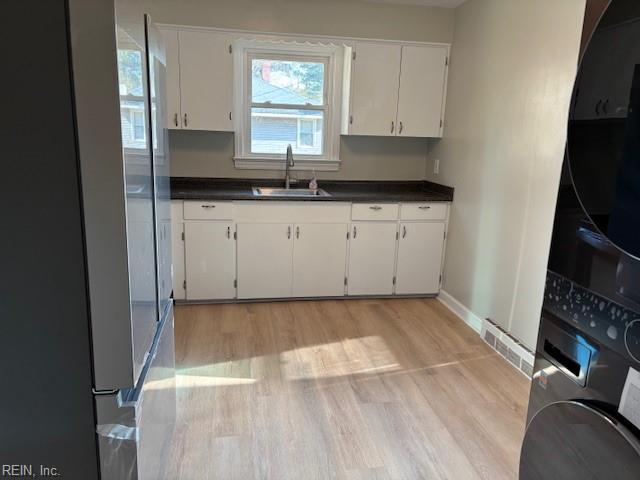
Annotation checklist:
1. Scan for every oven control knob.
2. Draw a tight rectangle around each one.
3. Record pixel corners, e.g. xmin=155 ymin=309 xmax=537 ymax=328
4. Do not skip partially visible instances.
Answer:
xmin=607 ymin=325 xmax=618 ymax=340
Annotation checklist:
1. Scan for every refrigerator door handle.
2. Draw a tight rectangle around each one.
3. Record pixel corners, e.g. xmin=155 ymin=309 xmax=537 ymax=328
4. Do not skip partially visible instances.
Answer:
xmin=92 ymin=388 xmax=119 ymax=396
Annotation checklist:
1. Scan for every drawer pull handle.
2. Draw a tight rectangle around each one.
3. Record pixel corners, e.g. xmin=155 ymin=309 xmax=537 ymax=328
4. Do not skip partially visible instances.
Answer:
xmin=227 ymin=226 xmax=231 ymax=239
xmin=418 ymin=206 xmax=431 ymax=210
xmin=369 ymin=206 xmax=383 ymax=211
xmin=402 ymin=226 xmax=407 ymax=238
xmin=353 ymin=226 xmax=357 ymax=239
xmin=201 ymin=205 xmax=216 ymax=209
xmin=287 ymin=226 xmax=291 ymax=239
xmin=296 ymin=226 xmax=300 ymax=239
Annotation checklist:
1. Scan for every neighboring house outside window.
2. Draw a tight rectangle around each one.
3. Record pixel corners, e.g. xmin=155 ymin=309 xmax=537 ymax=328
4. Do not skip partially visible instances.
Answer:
xmin=119 ymin=99 xmax=147 ymax=150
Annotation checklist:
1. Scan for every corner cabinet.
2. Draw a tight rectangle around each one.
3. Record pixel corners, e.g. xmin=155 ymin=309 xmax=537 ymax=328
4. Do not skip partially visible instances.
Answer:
xmin=171 ymin=200 xmax=449 ymax=302
xmin=343 ymin=42 xmax=449 ymax=138
xmin=347 ymin=222 xmax=398 ymax=295
xmin=158 ymin=27 xmax=234 ymax=131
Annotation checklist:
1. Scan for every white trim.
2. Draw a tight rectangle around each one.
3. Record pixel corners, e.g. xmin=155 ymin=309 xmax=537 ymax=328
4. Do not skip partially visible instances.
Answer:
xmin=156 ymin=23 xmax=451 ymax=50
xmin=437 ymin=289 xmax=483 ymax=333
xmin=232 ymin=38 xmax=344 ymax=166
xmin=233 ymin=158 xmax=340 ymax=171
xmin=438 ymin=290 xmax=534 ymax=379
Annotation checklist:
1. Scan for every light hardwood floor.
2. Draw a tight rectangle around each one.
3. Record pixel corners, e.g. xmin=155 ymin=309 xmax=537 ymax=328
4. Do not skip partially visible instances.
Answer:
xmin=166 ymin=298 xmax=530 ymax=480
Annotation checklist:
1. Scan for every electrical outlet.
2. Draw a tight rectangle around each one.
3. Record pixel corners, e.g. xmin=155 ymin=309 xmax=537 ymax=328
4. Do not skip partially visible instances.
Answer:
xmin=433 ymin=158 xmax=440 ymax=175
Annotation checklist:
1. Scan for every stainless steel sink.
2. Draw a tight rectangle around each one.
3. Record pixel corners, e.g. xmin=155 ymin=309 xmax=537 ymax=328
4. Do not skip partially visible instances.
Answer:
xmin=252 ymin=187 xmax=331 ymax=198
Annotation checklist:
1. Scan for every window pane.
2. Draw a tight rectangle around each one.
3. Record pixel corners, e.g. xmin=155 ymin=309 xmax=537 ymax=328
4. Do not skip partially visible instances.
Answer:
xmin=251 ymin=58 xmax=324 ymax=106
xmin=251 ymin=108 xmax=323 ymax=155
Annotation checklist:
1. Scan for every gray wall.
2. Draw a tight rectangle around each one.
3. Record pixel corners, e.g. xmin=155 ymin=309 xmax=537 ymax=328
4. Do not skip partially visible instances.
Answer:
xmin=127 ymin=0 xmax=455 ymax=180
xmin=425 ymin=0 xmax=586 ymax=348
xmin=170 ymin=132 xmax=430 ymax=180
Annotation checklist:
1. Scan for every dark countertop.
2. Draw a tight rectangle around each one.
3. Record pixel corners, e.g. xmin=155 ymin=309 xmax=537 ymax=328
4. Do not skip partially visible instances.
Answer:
xmin=170 ymin=177 xmax=454 ymax=203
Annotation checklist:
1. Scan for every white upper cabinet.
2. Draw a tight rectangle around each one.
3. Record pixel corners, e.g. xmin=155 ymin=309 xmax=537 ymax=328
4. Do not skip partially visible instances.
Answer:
xmin=344 ymin=42 xmax=449 ymax=138
xmin=348 ymin=43 xmax=402 ymax=136
xmin=396 ymin=46 xmax=448 ymax=138
xmin=158 ymin=27 xmax=234 ymax=131
xmin=178 ymin=30 xmax=234 ymax=131
xmin=160 ymin=28 xmax=182 ymax=129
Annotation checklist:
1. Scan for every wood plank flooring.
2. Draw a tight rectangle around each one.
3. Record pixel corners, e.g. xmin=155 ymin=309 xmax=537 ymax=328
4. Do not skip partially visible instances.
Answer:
xmin=165 ymin=298 xmax=530 ymax=480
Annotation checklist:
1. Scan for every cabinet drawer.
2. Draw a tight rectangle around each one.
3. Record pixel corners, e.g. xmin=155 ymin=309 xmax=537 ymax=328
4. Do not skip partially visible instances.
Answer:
xmin=400 ymin=203 xmax=447 ymax=221
xmin=183 ymin=201 xmax=233 ymax=220
xmin=351 ymin=203 xmax=399 ymax=221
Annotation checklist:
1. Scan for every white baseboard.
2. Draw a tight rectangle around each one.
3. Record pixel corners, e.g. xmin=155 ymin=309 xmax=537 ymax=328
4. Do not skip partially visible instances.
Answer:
xmin=437 ymin=290 xmax=533 ymax=378
xmin=437 ymin=289 xmax=483 ymax=333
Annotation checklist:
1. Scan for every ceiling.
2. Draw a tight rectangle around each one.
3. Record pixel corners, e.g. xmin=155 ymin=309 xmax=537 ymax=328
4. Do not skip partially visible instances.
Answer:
xmin=363 ymin=0 xmax=468 ymax=7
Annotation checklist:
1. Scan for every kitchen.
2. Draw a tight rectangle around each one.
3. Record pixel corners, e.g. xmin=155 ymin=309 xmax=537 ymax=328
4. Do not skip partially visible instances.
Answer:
xmin=3 ymin=0 xmax=640 ymax=479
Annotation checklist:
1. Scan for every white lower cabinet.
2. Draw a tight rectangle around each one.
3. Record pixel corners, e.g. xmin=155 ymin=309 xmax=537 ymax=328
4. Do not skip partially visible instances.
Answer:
xmin=175 ymin=201 xmax=449 ymax=301
xmin=395 ymin=222 xmax=445 ymax=295
xmin=170 ymin=201 xmax=185 ymax=300
xmin=292 ymin=223 xmax=348 ymax=298
xmin=237 ymin=223 xmax=294 ymax=299
xmin=184 ymin=222 xmax=236 ymax=300
xmin=347 ymin=222 xmax=398 ymax=296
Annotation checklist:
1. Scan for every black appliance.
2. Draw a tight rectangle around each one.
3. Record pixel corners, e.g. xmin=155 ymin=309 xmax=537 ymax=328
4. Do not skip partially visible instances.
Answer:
xmin=1 ymin=0 xmax=175 ymax=478
xmin=520 ymin=1 xmax=640 ymax=478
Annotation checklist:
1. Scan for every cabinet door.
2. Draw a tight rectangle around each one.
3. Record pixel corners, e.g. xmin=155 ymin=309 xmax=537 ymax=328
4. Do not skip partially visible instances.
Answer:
xmin=292 ymin=224 xmax=348 ymax=297
xmin=237 ymin=223 xmax=293 ymax=299
xmin=159 ymin=27 xmax=181 ymax=129
xmin=396 ymin=222 xmax=445 ymax=295
xmin=396 ymin=45 xmax=448 ymax=138
xmin=185 ymin=222 xmax=236 ymax=300
xmin=178 ymin=30 xmax=233 ymax=131
xmin=170 ymin=202 xmax=185 ymax=300
xmin=349 ymin=43 xmax=402 ymax=136
xmin=347 ymin=222 xmax=398 ymax=295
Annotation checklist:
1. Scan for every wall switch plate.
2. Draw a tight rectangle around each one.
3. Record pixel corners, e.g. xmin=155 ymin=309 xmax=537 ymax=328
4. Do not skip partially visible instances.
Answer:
xmin=433 ymin=158 xmax=440 ymax=175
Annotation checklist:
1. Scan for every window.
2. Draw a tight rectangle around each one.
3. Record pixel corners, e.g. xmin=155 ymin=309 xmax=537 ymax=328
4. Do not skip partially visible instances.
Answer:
xmin=117 ymin=48 xmax=148 ymax=151
xmin=233 ymin=40 xmax=345 ymax=170
xmin=132 ymin=111 xmax=146 ymax=141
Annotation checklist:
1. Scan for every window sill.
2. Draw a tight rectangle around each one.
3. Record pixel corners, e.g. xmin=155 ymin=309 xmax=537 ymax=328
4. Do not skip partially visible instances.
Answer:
xmin=233 ymin=157 xmax=340 ymax=171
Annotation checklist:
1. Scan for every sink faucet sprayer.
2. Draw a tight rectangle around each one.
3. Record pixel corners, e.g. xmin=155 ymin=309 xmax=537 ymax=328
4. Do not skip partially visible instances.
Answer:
xmin=285 ymin=144 xmax=295 ymax=189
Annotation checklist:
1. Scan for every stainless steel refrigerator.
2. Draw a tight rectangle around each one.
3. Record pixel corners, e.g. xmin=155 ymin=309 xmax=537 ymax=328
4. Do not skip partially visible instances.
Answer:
xmin=1 ymin=1 xmax=176 ymax=478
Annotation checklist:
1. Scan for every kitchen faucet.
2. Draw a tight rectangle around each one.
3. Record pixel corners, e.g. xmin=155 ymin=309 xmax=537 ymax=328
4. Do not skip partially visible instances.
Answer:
xmin=284 ymin=144 xmax=295 ymax=189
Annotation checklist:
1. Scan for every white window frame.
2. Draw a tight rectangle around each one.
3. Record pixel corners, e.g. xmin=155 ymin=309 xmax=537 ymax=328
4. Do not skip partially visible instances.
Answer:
xmin=233 ymin=39 xmax=345 ymax=171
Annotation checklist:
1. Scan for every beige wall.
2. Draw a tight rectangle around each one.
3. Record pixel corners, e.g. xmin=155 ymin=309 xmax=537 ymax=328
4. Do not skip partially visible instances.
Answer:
xmin=129 ymin=0 xmax=455 ymax=180
xmin=425 ymin=0 xmax=585 ymax=348
xmin=132 ymin=0 xmax=455 ymax=43
xmin=170 ymin=132 xmax=430 ymax=180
